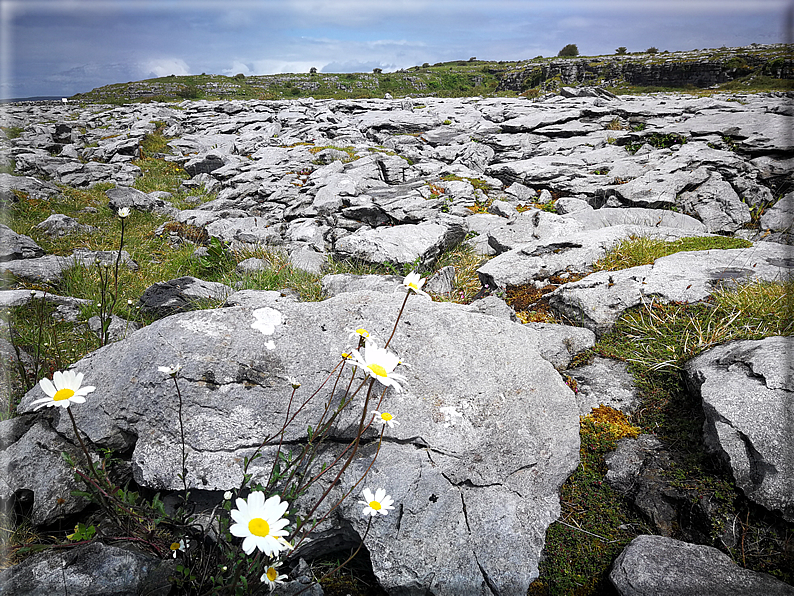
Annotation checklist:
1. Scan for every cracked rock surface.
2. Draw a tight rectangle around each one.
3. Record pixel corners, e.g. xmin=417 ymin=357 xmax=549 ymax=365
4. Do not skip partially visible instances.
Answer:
xmin=684 ymin=336 xmax=794 ymax=522
xmin=609 ymin=535 xmax=794 ymax=596
xmin=17 ymin=290 xmax=580 ymax=595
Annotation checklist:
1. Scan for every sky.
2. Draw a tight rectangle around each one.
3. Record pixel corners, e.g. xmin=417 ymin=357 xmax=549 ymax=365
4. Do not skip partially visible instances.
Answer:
xmin=0 ymin=0 xmax=791 ymax=99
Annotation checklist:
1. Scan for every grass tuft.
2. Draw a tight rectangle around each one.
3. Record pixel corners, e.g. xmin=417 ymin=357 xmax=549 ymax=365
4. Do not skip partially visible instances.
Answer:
xmin=593 ymin=235 xmax=753 ymax=272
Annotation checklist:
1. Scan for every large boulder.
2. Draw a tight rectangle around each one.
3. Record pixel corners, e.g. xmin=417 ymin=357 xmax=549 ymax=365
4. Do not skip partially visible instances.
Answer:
xmin=609 ymin=535 xmax=794 ymax=596
xmin=334 ymin=220 xmax=466 ymax=268
xmin=17 ymin=290 xmax=581 ymax=595
xmin=684 ymin=336 xmax=794 ymax=522
xmin=477 ymin=224 xmax=713 ymax=290
xmin=0 ymin=541 xmax=174 ymax=596
xmin=139 ymin=276 xmax=234 ymax=317
xmin=548 ymin=242 xmax=793 ymax=337
xmin=0 ymin=224 xmax=44 ymax=261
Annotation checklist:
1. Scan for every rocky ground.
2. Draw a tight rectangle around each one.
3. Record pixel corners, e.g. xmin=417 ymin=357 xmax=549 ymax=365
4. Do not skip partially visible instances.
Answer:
xmin=0 ymin=88 xmax=792 ymax=595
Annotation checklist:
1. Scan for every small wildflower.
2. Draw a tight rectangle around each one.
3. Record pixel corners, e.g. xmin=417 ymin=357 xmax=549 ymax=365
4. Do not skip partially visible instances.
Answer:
xmin=127 ymin=299 xmax=133 ymax=306
xmin=359 ymin=488 xmax=395 ymax=517
xmin=117 ymin=207 xmax=131 ymax=218
xmin=221 ymin=566 xmax=228 ymax=572
xmin=170 ymin=539 xmax=185 ymax=558
xmin=350 ymin=341 xmax=408 ymax=392
xmin=261 ymin=561 xmax=288 ymax=592
xmin=224 ymin=491 xmax=233 ymax=501
xmin=158 ymin=364 xmax=182 ymax=377
xmin=347 ymin=327 xmax=371 ymax=342
xmin=229 ymin=491 xmax=290 ymax=556
xmin=30 ymin=370 xmax=95 ymax=411
xmin=373 ymin=411 xmax=399 ymax=429
xmin=286 ymin=376 xmax=301 ymax=389
xmin=402 ymin=271 xmax=430 ymax=298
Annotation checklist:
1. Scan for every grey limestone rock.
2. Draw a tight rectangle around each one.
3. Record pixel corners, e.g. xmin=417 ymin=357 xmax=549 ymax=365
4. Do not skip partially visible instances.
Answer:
xmin=205 ymin=216 xmax=284 ymax=249
xmin=521 ymin=322 xmax=596 ymax=371
xmin=139 ymin=276 xmax=234 ymax=317
xmin=320 ymin=273 xmax=405 ymax=298
xmin=569 ymin=356 xmax=639 ymax=415
xmin=0 ymin=541 xmax=174 ymax=596
xmin=16 ymin=290 xmax=580 ymax=595
xmin=34 ymin=213 xmax=98 ymax=238
xmin=548 ymin=242 xmax=793 ymax=337
xmin=566 ymin=206 xmax=706 ymax=232
xmin=761 ymin=191 xmax=794 ymax=232
xmin=0 ymin=173 xmax=60 ymax=204
xmin=0 ymin=418 xmax=90 ymax=525
xmin=424 ymin=264 xmax=456 ymax=294
xmin=0 ymin=249 xmax=137 ymax=284
xmin=106 ymin=185 xmax=177 ymax=217
xmin=555 ymin=197 xmax=592 ymax=214
xmin=334 ymin=220 xmax=466 ymax=268
xmin=469 ymin=294 xmax=517 ymax=322
xmin=684 ymin=336 xmax=794 ymax=522
xmin=0 ymin=223 xmax=44 ymax=261
xmin=605 ymin=434 xmax=664 ymax=494
xmin=477 ymin=224 xmax=711 ymax=290
xmin=0 ymin=289 xmax=91 ymax=309
xmin=487 ymin=209 xmax=585 ymax=254
xmin=678 ymin=172 xmax=751 ymax=233
xmin=609 ymin=535 xmax=794 ymax=596
xmin=236 ymin=256 xmax=273 ymax=274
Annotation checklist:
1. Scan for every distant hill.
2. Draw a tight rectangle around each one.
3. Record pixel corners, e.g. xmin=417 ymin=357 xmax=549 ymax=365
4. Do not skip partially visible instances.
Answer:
xmin=70 ymin=43 xmax=792 ymax=104
xmin=1 ymin=96 xmax=66 ymax=103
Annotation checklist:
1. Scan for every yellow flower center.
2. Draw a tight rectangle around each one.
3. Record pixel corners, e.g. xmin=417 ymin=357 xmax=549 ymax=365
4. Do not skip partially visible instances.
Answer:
xmin=249 ymin=518 xmax=270 ymax=537
xmin=170 ymin=542 xmax=180 ymax=551
xmin=369 ymin=500 xmax=382 ymax=511
xmin=356 ymin=328 xmax=369 ymax=337
xmin=266 ymin=567 xmax=279 ymax=582
xmin=409 ymin=282 xmax=419 ymax=290
xmin=368 ymin=363 xmax=387 ymax=377
xmin=381 ymin=412 xmax=393 ymax=421
xmin=53 ymin=388 xmax=75 ymax=401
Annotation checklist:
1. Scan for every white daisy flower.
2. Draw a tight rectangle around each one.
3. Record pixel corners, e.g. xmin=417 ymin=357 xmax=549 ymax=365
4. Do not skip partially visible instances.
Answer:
xmin=170 ymin=538 xmax=186 ymax=558
xmin=229 ymin=491 xmax=290 ymax=556
xmin=347 ymin=327 xmax=371 ymax=342
xmin=117 ymin=207 xmax=131 ymax=218
xmin=359 ymin=488 xmax=395 ymax=517
xmin=350 ymin=341 xmax=408 ymax=392
xmin=30 ymin=370 xmax=95 ymax=411
xmin=373 ymin=411 xmax=399 ymax=429
xmin=402 ymin=271 xmax=430 ymax=298
xmin=158 ymin=364 xmax=182 ymax=377
xmin=261 ymin=561 xmax=288 ymax=592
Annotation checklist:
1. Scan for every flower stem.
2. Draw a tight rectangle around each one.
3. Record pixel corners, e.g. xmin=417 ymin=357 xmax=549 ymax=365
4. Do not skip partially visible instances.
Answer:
xmin=172 ymin=375 xmax=189 ymax=503
xmin=384 ymin=290 xmax=410 ymax=349
xmin=67 ymin=408 xmax=102 ymax=487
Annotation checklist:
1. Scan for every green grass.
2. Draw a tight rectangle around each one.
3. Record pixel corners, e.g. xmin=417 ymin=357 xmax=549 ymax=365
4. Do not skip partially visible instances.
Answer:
xmin=535 ymin=278 xmax=794 ymax=594
xmin=592 ymin=235 xmax=754 ymax=272
xmin=533 ymin=408 xmax=652 ymax=596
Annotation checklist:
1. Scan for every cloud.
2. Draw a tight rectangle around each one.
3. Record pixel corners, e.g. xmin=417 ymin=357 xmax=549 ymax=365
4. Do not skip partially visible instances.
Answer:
xmin=222 ymin=61 xmax=254 ymax=76
xmin=321 ymin=60 xmax=393 ymax=73
xmin=142 ymin=58 xmax=191 ymax=78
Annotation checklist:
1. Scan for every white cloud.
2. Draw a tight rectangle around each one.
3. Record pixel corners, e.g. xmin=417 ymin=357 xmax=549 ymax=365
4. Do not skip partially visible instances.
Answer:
xmin=222 ymin=61 xmax=253 ymax=76
xmin=141 ymin=58 xmax=191 ymax=78
xmin=249 ymin=58 xmax=318 ymax=75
